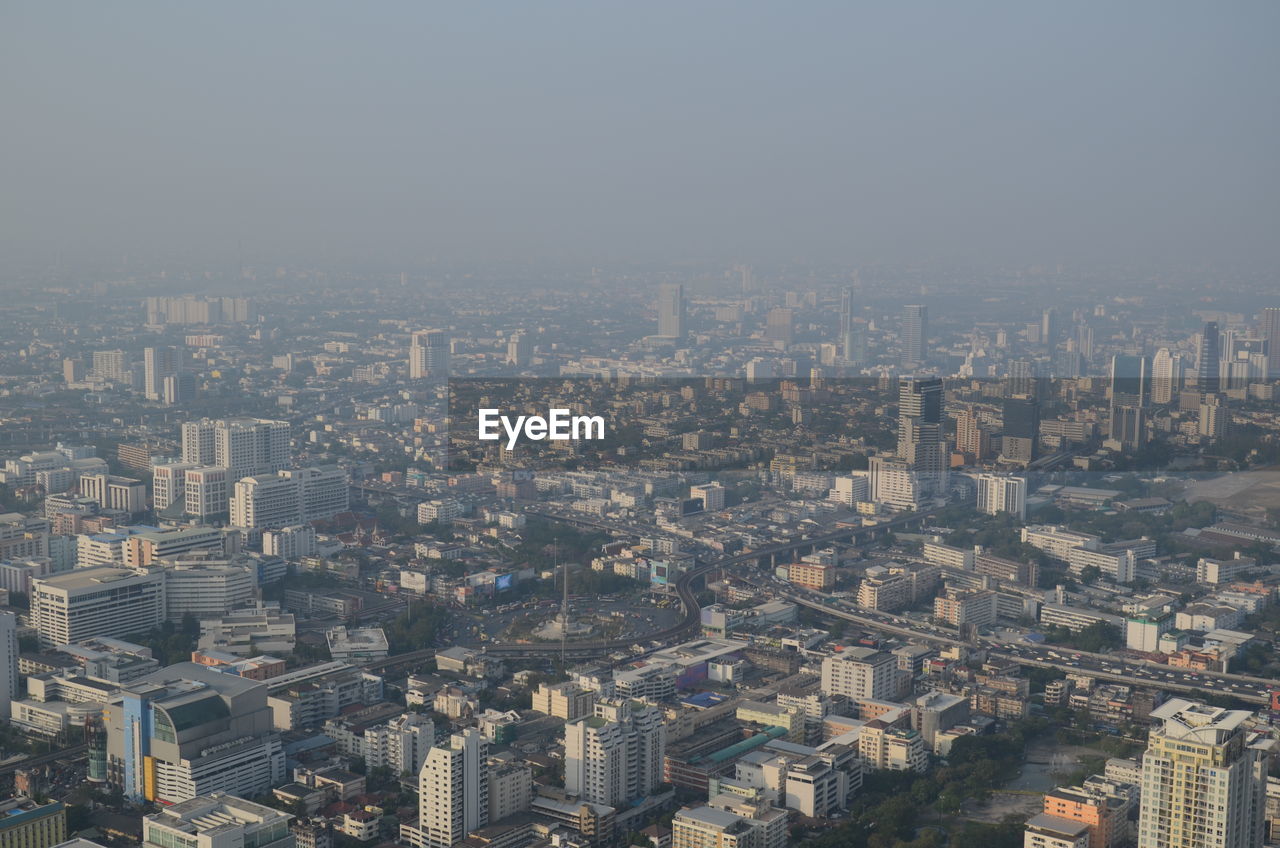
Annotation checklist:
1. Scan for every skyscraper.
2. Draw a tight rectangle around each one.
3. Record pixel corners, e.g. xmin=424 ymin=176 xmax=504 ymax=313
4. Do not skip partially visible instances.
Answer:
xmin=901 ymin=305 xmax=927 ymax=366
xmin=765 ymin=307 xmax=794 ymax=348
xmin=1261 ymin=307 xmax=1280 ymax=378
xmin=897 ymin=377 xmax=945 ymax=497
xmin=143 ymin=346 xmax=181 ymax=401
xmin=899 ymin=376 xmax=942 ymax=424
xmin=1136 ymin=698 xmax=1270 ymax=848
xmin=1151 ymin=348 xmax=1182 ymax=405
xmin=416 ymin=729 xmax=489 ymax=848
xmin=1041 ymin=307 xmax=1061 ymax=348
xmin=1109 ymin=354 xmax=1149 ymax=407
xmin=409 ymin=329 xmax=451 ymax=379
xmin=1008 ymin=359 xmax=1036 ymax=397
xmin=0 ymin=611 xmax=16 ymax=719
xmin=840 ymin=288 xmax=866 ymax=365
xmin=1001 ymin=397 xmax=1040 ymax=463
xmin=657 ymin=283 xmax=687 ymax=340
xmin=1076 ymin=324 xmax=1094 ymax=361
xmin=564 ymin=700 xmax=666 ymax=809
xmin=1195 ymin=321 xmax=1220 ymax=394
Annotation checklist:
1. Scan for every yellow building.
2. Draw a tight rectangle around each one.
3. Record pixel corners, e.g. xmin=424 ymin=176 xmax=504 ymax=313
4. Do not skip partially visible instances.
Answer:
xmin=735 ymin=700 xmax=805 ymax=743
xmin=1137 ymin=699 xmax=1272 ymax=848
xmin=0 ymin=799 xmax=66 ymax=848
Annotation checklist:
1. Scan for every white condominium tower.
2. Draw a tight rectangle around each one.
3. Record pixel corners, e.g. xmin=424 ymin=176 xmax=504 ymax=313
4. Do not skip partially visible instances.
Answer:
xmin=416 ymin=729 xmax=488 ymax=848
xmin=977 ymin=473 xmax=1026 ymax=520
xmin=1137 ymin=698 xmax=1272 ymax=848
xmin=564 ymin=699 xmax=666 ymax=808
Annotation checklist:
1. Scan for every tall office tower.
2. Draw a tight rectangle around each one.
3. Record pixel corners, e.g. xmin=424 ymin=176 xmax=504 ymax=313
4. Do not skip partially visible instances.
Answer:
xmin=735 ymin=263 xmax=755 ymax=293
xmin=977 ymin=474 xmax=1026 ymax=520
xmin=901 ymin=304 xmax=928 ymax=366
xmin=1151 ymin=348 xmax=1183 ymax=404
xmin=30 ymin=566 xmax=166 ymax=647
xmin=564 ymin=700 xmax=666 ymax=809
xmin=1001 ymin=397 xmax=1040 ymax=463
xmin=897 ymin=377 xmax=945 ymax=498
xmin=0 ymin=611 xmax=16 ymax=718
xmin=1041 ymin=307 xmax=1061 ymax=348
xmin=105 ymin=663 xmax=285 ymax=804
xmin=143 ymin=346 xmax=181 ymax=401
xmin=1195 ymin=321 xmax=1220 ymax=393
xmin=409 ymin=329 xmax=451 ymax=379
xmin=1262 ymin=307 xmax=1280 ymax=378
xmin=765 ymin=307 xmax=795 ymax=348
xmin=1075 ymin=324 xmax=1094 ymax=362
xmin=1136 ymin=699 xmax=1270 ymax=848
xmin=1108 ymin=405 xmax=1147 ymax=450
xmin=418 ymin=729 xmax=489 ymax=848
xmin=657 ymin=283 xmax=687 ymax=340
xmin=505 ymin=331 xmax=532 ymax=367
xmin=1008 ymin=359 xmax=1036 ymax=397
xmin=839 ymin=286 xmax=856 ymax=360
xmin=1109 ymin=354 xmax=1149 ymax=407
xmin=899 ymin=376 xmax=942 ymax=423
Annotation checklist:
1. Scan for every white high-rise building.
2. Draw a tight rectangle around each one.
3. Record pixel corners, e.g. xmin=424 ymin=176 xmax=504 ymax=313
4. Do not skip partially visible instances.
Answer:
xmin=30 ymin=566 xmax=166 ymax=648
xmin=415 ymin=729 xmax=488 ymax=848
xmin=690 ymin=483 xmax=726 ymax=512
xmin=159 ymin=559 xmax=256 ymax=622
xmin=92 ymin=349 xmax=130 ymax=383
xmin=829 ymin=474 xmax=870 ymax=507
xmin=182 ymin=418 xmax=291 ymax=477
xmin=868 ymin=456 xmax=921 ymax=511
xmin=80 ymin=473 xmax=147 ymax=515
xmin=0 ymin=611 xmax=17 ymax=718
xmin=183 ymin=466 xmax=232 ymax=519
xmin=364 ymin=713 xmax=435 ymax=776
xmin=409 ymin=330 xmax=450 ymax=380
xmin=564 ymin=699 xmax=666 ymax=808
xmin=820 ymin=647 xmax=899 ymax=700
xmin=262 ymin=525 xmax=318 ymax=560
xmin=1137 ymin=698 xmax=1272 ymax=848
xmin=152 ymin=462 xmax=198 ymax=511
xmin=229 ymin=467 xmax=348 ymax=530
xmin=1151 ymin=347 xmax=1183 ymax=405
xmin=976 ymin=473 xmax=1026 ymax=520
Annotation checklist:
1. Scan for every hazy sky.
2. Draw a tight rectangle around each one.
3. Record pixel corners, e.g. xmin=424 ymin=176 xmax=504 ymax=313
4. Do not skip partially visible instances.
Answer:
xmin=4 ymin=2 xmax=1279 ymax=272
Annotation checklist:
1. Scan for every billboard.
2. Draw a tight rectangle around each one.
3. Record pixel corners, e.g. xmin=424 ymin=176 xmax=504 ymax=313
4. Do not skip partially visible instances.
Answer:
xmin=495 ymin=573 xmax=514 ymax=592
